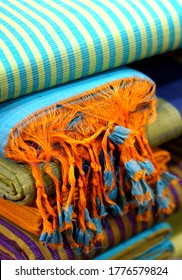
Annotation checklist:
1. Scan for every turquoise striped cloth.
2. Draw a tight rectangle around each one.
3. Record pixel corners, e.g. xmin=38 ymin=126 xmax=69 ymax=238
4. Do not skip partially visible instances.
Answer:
xmin=1 ymin=0 xmax=182 ymax=102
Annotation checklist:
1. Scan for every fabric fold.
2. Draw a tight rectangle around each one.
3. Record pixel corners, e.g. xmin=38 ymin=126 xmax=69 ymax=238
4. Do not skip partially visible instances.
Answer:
xmin=0 ymin=157 xmax=61 ymax=205
xmin=94 ymin=222 xmax=173 ymax=260
xmin=0 ymin=67 xmax=177 ymax=253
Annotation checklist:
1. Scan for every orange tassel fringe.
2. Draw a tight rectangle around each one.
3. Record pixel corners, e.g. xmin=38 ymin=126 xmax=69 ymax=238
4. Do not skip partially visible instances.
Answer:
xmin=4 ymin=77 xmax=176 ymax=253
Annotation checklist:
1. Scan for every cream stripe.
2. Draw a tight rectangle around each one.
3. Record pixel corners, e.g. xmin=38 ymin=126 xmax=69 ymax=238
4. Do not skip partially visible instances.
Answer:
xmin=131 ymin=0 xmax=158 ymax=56
xmin=34 ymin=0 xmax=83 ymax=80
xmin=61 ymin=0 xmax=110 ymax=71
xmin=79 ymin=0 xmax=123 ymax=68
xmin=0 ymin=60 xmax=9 ymax=102
xmin=1 ymin=39 xmax=21 ymax=98
xmin=103 ymin=0 xmax=136 ymax=64
xmin=0 ymin=15 xmax=35 ymax=96
xmin=145 ymin=0 xmax=170 ymax=53
xmin=0 ymin=224 xmax=36 ymax=259
xmin=8 ymin=0 xmax=69 ymax=84
xmin=117 ymin=0 xmax=148 ymax=60
xmin=0 ymin=2 xmax=46 ymax=92
xmin=44 ymin=0 xmax=97 ymax=76
xmin=161 ymin=0 xmax=181 ymax=50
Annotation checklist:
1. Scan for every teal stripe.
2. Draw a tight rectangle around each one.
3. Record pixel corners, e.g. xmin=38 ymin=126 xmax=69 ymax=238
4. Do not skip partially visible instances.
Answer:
xmin=3 ymin=1 xmax=52 ymax=90
xmin=77 ymin=1 xmax=116 ymax=70
xmin=59 ymin=1 xmax=104 ymax=74
xmin=0 ymin=40 xmax=14 ymax=99
xmin=0 ymin=28 xmax=27 ymax=99
xmin=20 ymin=1 xmax=76 ymax=83
xmin=123 ymin=3 xmax=153 ymax=58
xmin=37 ymin=1 xmax=86 ymax=81
xmin=99 ymin=1 xmax=129 ymax=65
xmin=115 ymin=1 xmax=142 ymax=61
xmin=141 ymin=1 xmax=164 ymax=54
xmin=0 ymin=14 xmax=39 ymax=96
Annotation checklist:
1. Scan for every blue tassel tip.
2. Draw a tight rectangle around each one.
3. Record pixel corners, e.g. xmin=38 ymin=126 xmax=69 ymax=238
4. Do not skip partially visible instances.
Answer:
xmin=108 ymin=126 xmax=130 ymax=145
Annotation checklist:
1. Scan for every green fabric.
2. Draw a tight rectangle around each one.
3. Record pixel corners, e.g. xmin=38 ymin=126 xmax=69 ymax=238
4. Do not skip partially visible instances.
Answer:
xmin=0 ymin=157 xmax=61 ymax=205
xmin=146 ymin=98 xmax=182 ymax=147
xmin=167 ymin=210 xmax=182 ymax=258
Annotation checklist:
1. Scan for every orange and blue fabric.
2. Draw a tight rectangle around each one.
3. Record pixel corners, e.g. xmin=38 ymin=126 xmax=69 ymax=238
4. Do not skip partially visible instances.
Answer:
xmin=0 ymin=0 xmax=182 ymax=255
xmin=0 ymin=67 xmax=177 ymax=253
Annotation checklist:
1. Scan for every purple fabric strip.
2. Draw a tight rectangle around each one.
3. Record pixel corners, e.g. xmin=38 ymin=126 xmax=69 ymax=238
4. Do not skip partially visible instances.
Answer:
xmin=114 ymin=215 xmax=126 ymax=243
xmin=0 ymin=232 xmax=29 ymax=259
xmin=127 ymin=212 xmax=137 ymax=237
xmin=101 ymin=218 xmax=115 ymax=248
xmin=0 ymin=218 xmax=45 ymax=260
xmin=0 ymin=233 xmax=24 ymax=260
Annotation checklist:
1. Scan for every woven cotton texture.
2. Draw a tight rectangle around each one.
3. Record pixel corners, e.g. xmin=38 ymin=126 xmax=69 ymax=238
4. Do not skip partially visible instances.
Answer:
xmin=0 ymin=157 xmax=61 ymax=205
xmin=0 ymin=166 xmax=182 ymax=260
xmin=94 ymin=223 xmax=173 ymax=260
xmin=1 ymin=0 xmax=182 ymax=102
xmin=0 ymin=215 xmax=175 ymax=260
xmin=146 ymin=98 xmax=182 ymax=147
xmin=0 ymin=66 xmax=178 ymax=253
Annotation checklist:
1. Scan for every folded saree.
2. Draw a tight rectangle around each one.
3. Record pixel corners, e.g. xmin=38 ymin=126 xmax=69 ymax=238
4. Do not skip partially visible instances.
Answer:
xmin=94 ymin=222 xmax=173 ymax=260
xmin=0 ymin=66 xmax=178 ymax=253
xmin=1 ymin=0 xmax=182 ymax=102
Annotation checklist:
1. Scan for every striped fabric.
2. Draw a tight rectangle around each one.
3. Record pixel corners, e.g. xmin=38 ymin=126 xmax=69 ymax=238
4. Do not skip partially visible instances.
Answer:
xmin=1 ymin=0 xmax=182 ymax=102
xmin=1 ymin=138 xmax=182 ymax=260
xmin=0 ymin=215 xmax=175 ymax=260
xmin=94 ymin=223 xmax=173 ymax=260
xmin=0 ymin=174 xmax=182 ymax=260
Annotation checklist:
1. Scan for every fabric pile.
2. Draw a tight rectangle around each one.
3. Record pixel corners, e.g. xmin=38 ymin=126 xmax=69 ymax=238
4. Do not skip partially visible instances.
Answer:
xmin=0 ymin=0 xmax=182 ymax=260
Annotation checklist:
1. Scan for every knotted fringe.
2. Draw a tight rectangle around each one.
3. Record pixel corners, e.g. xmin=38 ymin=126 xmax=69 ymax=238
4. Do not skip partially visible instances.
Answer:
xmin=5 ymin=77 xmax=176 ymax=253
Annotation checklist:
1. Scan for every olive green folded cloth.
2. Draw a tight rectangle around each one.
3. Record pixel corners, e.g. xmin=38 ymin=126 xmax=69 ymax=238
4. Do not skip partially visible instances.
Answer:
xmin=0 ymin=158 xmax=61 ymax=205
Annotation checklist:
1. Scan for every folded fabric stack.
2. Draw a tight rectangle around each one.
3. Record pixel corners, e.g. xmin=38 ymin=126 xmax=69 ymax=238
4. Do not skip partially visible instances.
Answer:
xmin=0 ymin=0 xmax=182 ymax=260
xmin=163 ymin=137 xmax=182 ymax=259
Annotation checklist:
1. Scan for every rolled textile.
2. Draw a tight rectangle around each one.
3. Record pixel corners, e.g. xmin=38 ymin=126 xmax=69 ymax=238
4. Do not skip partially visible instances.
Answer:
xmin=0 ymin=67 xmax=177 ymax=253
xmin=1 ymin=0 xmax=182 ymax=102
xmin=146 ymin=98 xmax=182 ymax=148
xmin=0 ymin=157 xmax=61 ymax=205
xmin=94 ymin=222 xmax=173 ymax=260
xmin=133 ymin=49 xmax=182 ymax=147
